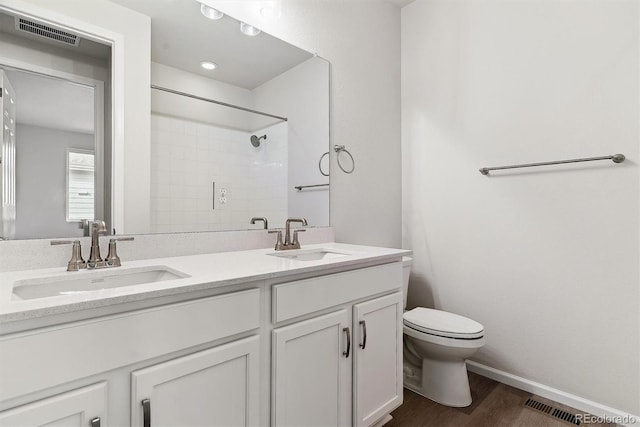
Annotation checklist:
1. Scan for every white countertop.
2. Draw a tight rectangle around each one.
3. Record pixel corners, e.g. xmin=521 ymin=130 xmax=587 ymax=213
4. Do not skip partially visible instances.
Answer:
xmin=0 ymin=243 xmax=410 ymax=325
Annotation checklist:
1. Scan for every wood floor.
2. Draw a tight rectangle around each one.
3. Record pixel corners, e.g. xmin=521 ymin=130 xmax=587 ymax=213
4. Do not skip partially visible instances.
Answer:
xmin=388 ymin=372 xmax=617 ymax=427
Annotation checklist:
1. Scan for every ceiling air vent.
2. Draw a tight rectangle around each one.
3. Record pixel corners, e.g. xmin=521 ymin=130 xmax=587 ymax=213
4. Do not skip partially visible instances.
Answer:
xmin=15 ymin=17 xmax=80 ymax=46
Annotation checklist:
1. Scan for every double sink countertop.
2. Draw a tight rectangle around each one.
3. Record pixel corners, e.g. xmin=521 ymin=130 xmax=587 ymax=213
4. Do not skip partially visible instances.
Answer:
xmin=0 ymin=243 xmax=410 ymax=325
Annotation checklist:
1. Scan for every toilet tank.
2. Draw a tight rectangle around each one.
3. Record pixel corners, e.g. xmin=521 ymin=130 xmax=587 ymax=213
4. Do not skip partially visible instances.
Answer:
xmin=402 ymin=256 xmax=413 ymax=309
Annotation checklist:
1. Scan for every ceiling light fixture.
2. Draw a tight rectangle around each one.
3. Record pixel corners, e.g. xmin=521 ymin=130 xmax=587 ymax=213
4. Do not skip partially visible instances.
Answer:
xmin=239 ymin=22 xmax=261 ymax=36
xmin=200 ymin=61 xmax=218 ymax=70
xmin=200 ymin=3 xmax=224 ymax=20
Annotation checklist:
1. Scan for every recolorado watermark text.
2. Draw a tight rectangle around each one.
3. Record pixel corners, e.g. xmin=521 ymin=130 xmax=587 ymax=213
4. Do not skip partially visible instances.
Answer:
xmin=575 ymin=414 xmax=638 ymax=424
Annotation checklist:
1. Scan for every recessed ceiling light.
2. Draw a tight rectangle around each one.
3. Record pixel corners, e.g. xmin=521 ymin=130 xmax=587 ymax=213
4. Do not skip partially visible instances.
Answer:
xmin=239 ymin=22 xmax=261 ymax=36
xmin=200 ymin=3 xmax=223 ymax=20
xmin=200 ymin=61 xmax=218 ymax=70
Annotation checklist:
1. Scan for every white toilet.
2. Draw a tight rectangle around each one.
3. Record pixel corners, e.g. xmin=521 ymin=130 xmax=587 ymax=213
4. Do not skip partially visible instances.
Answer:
xmin=401 ymin=257 xmax=485 ymax=407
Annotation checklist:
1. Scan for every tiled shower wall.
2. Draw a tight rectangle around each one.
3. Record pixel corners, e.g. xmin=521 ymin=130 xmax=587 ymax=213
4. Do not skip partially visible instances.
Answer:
xmin=150 ymin=114 xmax=288 ymax=232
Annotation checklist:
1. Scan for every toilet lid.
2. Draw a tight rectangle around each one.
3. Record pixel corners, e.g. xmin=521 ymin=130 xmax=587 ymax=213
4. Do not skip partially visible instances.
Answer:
xmin=403 ymin=307 xmax=484 ymax=339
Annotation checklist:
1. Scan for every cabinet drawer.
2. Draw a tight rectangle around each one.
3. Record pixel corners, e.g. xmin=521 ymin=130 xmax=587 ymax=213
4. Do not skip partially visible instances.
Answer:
xmin=0 ymin=289 xmax=260 ymax=403
xmin=272 ymin=263 xmax=401 ymax=323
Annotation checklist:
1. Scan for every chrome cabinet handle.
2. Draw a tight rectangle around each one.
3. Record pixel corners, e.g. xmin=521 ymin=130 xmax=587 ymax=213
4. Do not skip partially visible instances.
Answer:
xmin=343 ymin=327 xmax=351 ymax=358
xmin=142 ymin=399 xmax=151 ymax=427
xmin=90 ymin=417 xmax=101 ymax=427
xmin=359 ymin=320 xmax=367 ymax=350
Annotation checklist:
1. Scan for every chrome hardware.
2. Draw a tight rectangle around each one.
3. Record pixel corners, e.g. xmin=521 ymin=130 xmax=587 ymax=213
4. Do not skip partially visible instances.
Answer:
xmin=142 ymin=399 xmax=151 ymax=427
xmin=90 ymin=417 xmax=101 ymax=427
xmin=334 ymin=145 xmax=355 ymax=174
xmin=292 ymin=229 xmax=306 ymax=249
xmin=343 ymin=327 xmax=351 ymax=358
xmin=151 ymin=85 xmax=288 ymax=122
xmin=87 ymin=220 xmax=108 ymax=268
xmin=50 ymin=240 xmax=86 ymax=271
xmin=268 ymin=230 xmax=284 ymax=250
xmin=359 ymin=320 xmax=367 ymax=349
xmin=52 ymin=222 xmax=133 ymax=271
xmin=80 ymin=219 xmax=90 ymax=236
xmin=279 ymin=218 xmax=308 ymax=250
xmin=319 ymin=151 xmax=329 ymax=176
xmin=105 ymin=237 xmax=134 ymax=267
xmin=479 ymin=153 xmax=626 ymax=175
xmin=295 ymin=183 xmax=329 ymax=191
xmin=250 ymin=217 xmax=268 ymax=229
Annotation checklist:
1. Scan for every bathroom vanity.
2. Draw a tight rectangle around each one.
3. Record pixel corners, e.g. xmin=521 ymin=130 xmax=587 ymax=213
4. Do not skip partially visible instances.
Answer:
xmin=0 ymin=243 xmax=409 ymax=427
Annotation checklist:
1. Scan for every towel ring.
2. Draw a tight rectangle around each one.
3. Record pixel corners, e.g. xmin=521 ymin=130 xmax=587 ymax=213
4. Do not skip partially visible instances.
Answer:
xmin=334 ymin=145 xmax=355 ymax=174
xmin=318 ymin=151 xmax=330 ymax=176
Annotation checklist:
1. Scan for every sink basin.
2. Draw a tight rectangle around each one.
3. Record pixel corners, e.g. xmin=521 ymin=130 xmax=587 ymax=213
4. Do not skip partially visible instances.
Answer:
xmin=267 ymin=248 xmax=351 ymax=262
xmin=11 ymin=266 xmax=190 ymax=300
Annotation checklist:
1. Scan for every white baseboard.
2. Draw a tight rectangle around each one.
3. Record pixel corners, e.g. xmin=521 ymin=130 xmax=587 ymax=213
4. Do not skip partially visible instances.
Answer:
xmin=467 ymin=361 xmax=640 ymax=427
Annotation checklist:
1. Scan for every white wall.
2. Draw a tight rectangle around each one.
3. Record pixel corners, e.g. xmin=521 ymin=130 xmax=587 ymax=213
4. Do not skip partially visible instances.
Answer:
xmin=10 ymin=0 xmax=152 ymax=234
xmin=213 ymin=0 xmax=402 ymax=247
xmin=15 ymin=124 xmax=93 ymax=239
xmin=252 ymin=57 xmax=330 ymax=227
xmin=402 ymin=0 xmax=639 ymax=416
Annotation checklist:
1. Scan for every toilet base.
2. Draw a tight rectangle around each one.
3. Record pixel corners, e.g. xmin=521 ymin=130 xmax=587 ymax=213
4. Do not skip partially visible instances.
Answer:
xmin=403 ymin=357 xmax=472 ymax=407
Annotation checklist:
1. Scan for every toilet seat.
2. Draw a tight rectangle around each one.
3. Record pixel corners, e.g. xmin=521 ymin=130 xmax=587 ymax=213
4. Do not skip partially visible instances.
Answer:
xmin=403 ymin=307 xmax=484 ymax=339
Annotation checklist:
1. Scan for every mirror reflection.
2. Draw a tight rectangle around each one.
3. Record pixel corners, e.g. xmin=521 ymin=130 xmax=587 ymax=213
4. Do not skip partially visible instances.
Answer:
xmin=138 ymin=0 xmax=330 ymax=232
xmin=0 ymin=12 xmax=111 ymax=239
xmin=0 ymin=0 xmax=329 ymax=240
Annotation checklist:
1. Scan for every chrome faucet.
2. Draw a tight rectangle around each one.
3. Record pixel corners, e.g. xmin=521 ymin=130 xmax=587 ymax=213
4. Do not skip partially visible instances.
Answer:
xmin=51 ymin=220 xmax=134 ymax=271
xmin=279 ymin=218 xmax=307 ymax=250
xmin=250 ymin=217 xmax=268 ymax=229
xmin=88 ymin=220 xmax=108 ymax=268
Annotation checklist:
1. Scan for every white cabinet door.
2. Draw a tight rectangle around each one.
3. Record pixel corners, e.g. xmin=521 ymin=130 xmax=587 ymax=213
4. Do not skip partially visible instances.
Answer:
xmin=272 ymin=310 xmax=351 ymax=427
xmin=353 ymin=293 xmax=403 ymax=427
xmin=131 ymin=336 xmax=260 ymax=427
xmin=0 ymin=382 xmax=107 ymax=427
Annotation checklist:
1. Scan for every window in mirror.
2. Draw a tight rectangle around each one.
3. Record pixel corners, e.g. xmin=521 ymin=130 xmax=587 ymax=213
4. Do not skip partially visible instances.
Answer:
xmin=66 ymin=150 xmax=95 ymax=222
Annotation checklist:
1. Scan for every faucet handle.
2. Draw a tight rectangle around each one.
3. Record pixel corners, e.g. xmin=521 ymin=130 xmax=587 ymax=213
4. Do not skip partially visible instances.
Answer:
xmin=51 ymin=240 xmax=86 ymax=271
xmin=105 ymin=237 xmax=134 ymax=267
xmin=268 ymin=230 xmax=284 ymax=250
xmin=292 ymin=229 xmax=306 ymax=249
xmin=50 ymin=240 xmax=77 ymax=245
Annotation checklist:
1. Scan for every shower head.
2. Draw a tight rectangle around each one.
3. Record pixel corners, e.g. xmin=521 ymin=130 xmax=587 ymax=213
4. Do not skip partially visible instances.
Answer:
xmin=251 ymin=134 xmax=267 ymax=147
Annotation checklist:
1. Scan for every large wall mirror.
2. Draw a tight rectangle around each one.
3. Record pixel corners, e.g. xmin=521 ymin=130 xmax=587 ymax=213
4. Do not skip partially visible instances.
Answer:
xmin=0 ymin=0 xmax=329 ymax=240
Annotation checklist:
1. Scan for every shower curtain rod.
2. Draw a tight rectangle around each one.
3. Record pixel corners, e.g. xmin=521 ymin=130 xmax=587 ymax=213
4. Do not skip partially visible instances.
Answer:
xmin=151 ymin=85 xmax=288 ymax=122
